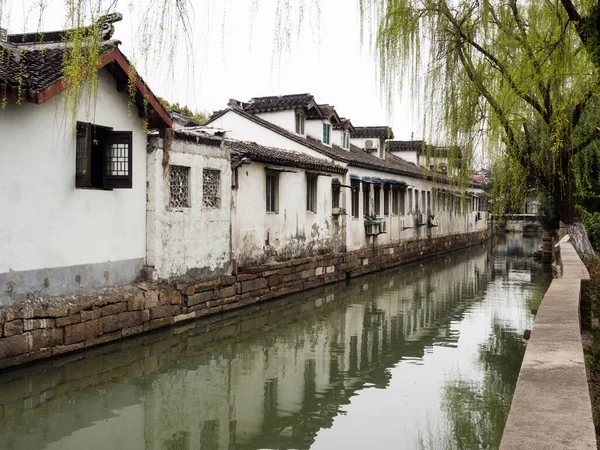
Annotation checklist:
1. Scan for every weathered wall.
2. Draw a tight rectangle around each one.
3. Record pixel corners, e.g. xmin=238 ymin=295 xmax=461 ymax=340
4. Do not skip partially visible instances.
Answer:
xmin=146 ymin=136 xmax=232 ymax=279
xmin=0 ymin=70 xmax=148 ymax=305
xmin=234 ymin=161 xmax=344 ymax=266
xmin=0 ymin=228 xmax=490 ymax=371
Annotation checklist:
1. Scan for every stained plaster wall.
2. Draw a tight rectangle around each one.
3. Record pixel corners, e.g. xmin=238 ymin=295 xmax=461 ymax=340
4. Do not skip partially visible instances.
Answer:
xmin=147 ymin=137 xmax=231 ymax=279
xmin=233 ymin=162 xmax=343 ymax=266
xmin=0 ymin=70 xmax=148 ymax=304
xmin=343 ymin=167 xmax=487 ymax=251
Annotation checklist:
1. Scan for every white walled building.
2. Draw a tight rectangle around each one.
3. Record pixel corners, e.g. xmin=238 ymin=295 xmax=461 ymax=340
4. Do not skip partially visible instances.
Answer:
xmin=0 ymin=20 xmax=171 ymax=304
xmin=206 ymin=93 xmax=488 ymax=260
xmin=147 ymin=130 xmax=232 ymax=279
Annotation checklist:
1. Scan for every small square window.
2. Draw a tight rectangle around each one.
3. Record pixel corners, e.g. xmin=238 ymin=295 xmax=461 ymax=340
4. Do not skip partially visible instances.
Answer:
xmin=169 ymin=165 xmax=190 ymax=208
xmin=203 ymin=169 xmax=221 ymax=208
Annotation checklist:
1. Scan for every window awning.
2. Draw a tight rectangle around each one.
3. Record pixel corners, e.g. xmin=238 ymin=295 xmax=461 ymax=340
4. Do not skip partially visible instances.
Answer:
xmin=350 ymin=175 xmax=361 ymax=180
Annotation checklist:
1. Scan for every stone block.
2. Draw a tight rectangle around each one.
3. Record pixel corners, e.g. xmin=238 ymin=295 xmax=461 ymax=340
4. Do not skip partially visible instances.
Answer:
xmin=0 ymin=310 xmax=4 ymax=325
xmin=30 ymin=328 xmax=63 ymax=351
xmin=52 ymin=342 xmax=85 ymax=357
xmin=0 ymin=334 xmax=30 ymax=359
xmin=68 ymin=299 xmax=96 ymax=315
xmin=149 ymin=305 xmax=179 ymax=320
xmin=237 ymin=273 xmax=258 ymax=282
xmin=0 ymin=348 xmax=52 ymax=370
xmin=173 ymin=312 xmax=196 ymax=323
xmin=122 ymin=325 xmax=145 ymax=338
xmin=160 ymin=289 xmax=182 ymax=305
xmin=5 ymin=308 xmax=24 ymax=321
xmin=101 ymin=302 xmax=127 ymax=316
xmin=128 ymin=292 xmax=145 ymax=311
xmin=85 ymin=330 xmax=121 ymax=348
xmin=219 ymin=285 xmax=237 ymax=299
xmin=301 ymin=269 xmax=315 ymax=279
xmin=56 ymin=314 xmax=80 ymax=328
xmin=95 ymin=294 xmax=125 ymax=307
xmin=102 ymin=311 xmax=145 ymax=333
xmin=267 ymin=274 xmax=282 ymax=288
xmin=65 ymin=320 xmax=100 ymax=345
xmin=4 ymin=319 xmax=24 ymax=337
xmin=41 ymin=303 xmax=70 ymax=318
xmin=223 ymin=302 xmax=240 ymax=312
xmin=188 ymin=290 xmax=214 ymax=307
xmin=195 ymin=306 xmax=223 ymax=318
xmin=143 ymin=290 xmax=159 ymax=309
xmin=148 ymin=317 xmax=174 ymax=330
xmin=220 ymin=275 xmax=237 ymax=285
xmin=192 ymin=280 xmax=220 ymax=293
xmin=81 ymin=308 xmax=101 ymax=322
xmin=241 ymin=278 xmax=267 ymax=293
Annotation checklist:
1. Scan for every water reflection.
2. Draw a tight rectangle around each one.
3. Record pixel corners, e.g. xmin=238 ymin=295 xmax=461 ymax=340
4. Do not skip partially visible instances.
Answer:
xmin=0 ymin=235 xmax=551 ymax=450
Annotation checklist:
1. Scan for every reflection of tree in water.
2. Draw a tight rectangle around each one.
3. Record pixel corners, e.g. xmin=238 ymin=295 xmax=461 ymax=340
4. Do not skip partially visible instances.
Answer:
xmin=419 ymin=322 xmax=526 ymax=450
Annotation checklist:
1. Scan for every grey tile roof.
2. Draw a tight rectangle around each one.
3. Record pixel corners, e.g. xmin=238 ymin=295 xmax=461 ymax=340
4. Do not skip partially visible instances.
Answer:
xmin=241 ymin=93 xmax=316 ymax=114
xmin=0 ymin=41 xmax=117 ymax=100
xmin=226 ymin=140 xmax=347 ymax=174
xmin=351 ymin=126 xmax=395 ymax=139
xmin=387 ymin=140 xmax=424 ymax=152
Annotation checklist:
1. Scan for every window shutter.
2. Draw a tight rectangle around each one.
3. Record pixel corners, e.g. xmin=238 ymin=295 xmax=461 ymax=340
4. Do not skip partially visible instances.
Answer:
xmin=103 ymin=131 xmax=133 ymax=189
xmin=75 ymin=122 xmax=92 ymax=187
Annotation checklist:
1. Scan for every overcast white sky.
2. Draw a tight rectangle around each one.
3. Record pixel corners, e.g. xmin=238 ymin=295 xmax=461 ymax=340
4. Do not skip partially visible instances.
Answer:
xmin=3 ymin=0 xmax=425 ymax=140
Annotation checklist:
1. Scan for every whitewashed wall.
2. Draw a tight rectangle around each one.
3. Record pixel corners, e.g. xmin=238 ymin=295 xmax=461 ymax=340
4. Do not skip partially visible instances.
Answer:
xmin=233 ymin=162 xmax=344 ymax=266
xmin=147 ymin=136 xmax=231 ymax=279
xmin=0 ymin=70 xmax=148 ymax=303
xmin=255 ymin=110 xmax=295 ymax=132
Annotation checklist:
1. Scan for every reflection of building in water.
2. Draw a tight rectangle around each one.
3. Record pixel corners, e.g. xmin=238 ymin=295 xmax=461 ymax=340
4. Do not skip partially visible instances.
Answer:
xmin=1 ymin=242 xmax=522 ymax=450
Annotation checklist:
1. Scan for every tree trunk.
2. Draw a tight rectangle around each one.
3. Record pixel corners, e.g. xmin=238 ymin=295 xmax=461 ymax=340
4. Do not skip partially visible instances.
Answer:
xmin=565 ymin=222 xmax=596 ymax=257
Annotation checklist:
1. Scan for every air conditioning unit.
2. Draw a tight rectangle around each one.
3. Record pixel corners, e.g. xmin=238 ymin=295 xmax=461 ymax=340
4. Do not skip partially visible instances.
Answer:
xmin=365 ymin=140 xmax=374 ymax=149
xmin=0 ymin=28 xmax=7 ymax=43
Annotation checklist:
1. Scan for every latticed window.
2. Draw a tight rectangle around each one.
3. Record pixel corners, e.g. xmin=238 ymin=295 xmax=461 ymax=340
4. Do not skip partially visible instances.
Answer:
xmin=75 ymin=122 xmax=132 ymax=189
xmin=351 ymin=180 xmax=360 ymax=218
xmin=169 ymin=165 xmax=190 ymax=208
xmin=203 ymin=169 xmax=221 ymax=208
xmin=363 ymin=181 xmax=370 ymax=216
xmin=374 ymin=185 xmax=381 ymax=215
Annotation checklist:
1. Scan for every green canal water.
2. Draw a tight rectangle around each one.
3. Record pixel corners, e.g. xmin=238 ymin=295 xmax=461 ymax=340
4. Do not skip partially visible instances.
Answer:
xmin=0 ymin=234 xmax=552 ymax=450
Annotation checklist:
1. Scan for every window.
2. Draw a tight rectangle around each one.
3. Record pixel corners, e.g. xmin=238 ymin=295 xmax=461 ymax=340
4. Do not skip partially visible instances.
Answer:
xmin=383 ymin=185 xmax=390 ymax=216
xmin=295 ymin=111 xmax=305 ymax=135
xmin=408 ymin=188 xmax=413 ymax=213
xmin=203 ymin=169 xmax=221 ymax=208
xmin=415 ymin=189 xmax=419 ymax=212
xmin=169 ymin=165 xmax=190 ymax=208
xmin=323 ymin=123 xmax=331 ymax=145
xmin=342 ymin=132 xmax=350 ymax=149
xmin=332 ymin=179 xmax=341 ymax=208
xmin=427 ymin=191 xmax=431 ymax=213
xmin=374 ymin=185 xmax=381 ymax=215
xmin=392 ymin=188 xmax=399 ymax=215
xmin=422 ymin=191 xmax=426 ymax=213
xmin=75 ymin=122 xmax=133 ymax=189
xmin=399 ymin=188 xmax=406 ymax=215
xmin=307 ymin=174 xmax=318 ymax=213
xmin=266 ymin=171 xmax=279 ymax=213
xmin=351 ymin=180 xmax=360 ymax=218
xmin=362 ymin=181 xmax=370 ymax=216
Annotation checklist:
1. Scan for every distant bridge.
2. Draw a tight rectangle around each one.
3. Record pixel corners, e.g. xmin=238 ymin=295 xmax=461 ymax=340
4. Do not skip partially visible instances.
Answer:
xmin=492 ymin=214 xmax=541 ymax=233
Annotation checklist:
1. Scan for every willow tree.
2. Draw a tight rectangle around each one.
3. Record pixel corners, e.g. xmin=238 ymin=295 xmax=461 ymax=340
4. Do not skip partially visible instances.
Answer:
xmin=359 ymin=0 xmax=600 ymax=255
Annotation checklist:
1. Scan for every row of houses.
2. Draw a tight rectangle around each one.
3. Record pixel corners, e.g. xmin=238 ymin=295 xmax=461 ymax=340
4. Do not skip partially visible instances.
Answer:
xmin=0 ymin=17 xmax=487 ymax=305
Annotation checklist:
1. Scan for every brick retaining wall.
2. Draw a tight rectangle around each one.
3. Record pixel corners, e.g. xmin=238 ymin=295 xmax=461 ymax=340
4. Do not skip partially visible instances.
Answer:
xmin=0 ymin=229 xmax=490 ymax=371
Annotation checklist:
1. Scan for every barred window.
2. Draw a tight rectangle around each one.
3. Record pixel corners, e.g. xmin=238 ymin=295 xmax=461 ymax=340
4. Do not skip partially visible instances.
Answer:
xmin=351 ymin=180 xmax=360 ymax=218
xmin=307 ymin=174 xmax=318 ymax=213
xmin=332 ymin=179 xmax=341 ymax=208
xmin=392 ymin=187 xmax=399 ymax=215
xmin=374 ymin=184 xmax=381 ymax=215
xmin=203 ymin=169 xmax=221 ymax=208
xmin=266 ymin=171 xmax=279 ymax=213
xmin=169 ymin=165 xmax=190 ymax=208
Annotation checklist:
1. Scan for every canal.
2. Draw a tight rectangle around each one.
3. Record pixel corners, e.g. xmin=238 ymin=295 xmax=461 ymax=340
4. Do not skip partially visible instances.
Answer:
xmin=0 ymin=234 xmax=551 ymax=450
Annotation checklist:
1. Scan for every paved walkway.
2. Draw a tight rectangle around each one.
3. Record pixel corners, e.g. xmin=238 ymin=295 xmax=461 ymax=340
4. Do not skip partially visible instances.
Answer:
xmin=500 ymin=238 xmax=596 ymax=449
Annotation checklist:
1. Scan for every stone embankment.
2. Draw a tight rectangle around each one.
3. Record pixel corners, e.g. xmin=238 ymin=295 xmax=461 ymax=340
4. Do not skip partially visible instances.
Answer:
xmin=0 ymin=230 xmax=490 ymax=370
xmin=500 ymin=237 xmax=597 ymax=449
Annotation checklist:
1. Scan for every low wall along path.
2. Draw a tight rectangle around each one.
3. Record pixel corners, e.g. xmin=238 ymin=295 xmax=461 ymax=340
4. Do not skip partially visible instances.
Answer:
xmin=500 ymin=237 xmax=597 ymax=449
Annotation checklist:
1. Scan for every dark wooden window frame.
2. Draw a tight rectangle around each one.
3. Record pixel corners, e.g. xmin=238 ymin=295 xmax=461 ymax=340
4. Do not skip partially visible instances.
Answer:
xmin=76 ymin=121 xmax=133 ymax=190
